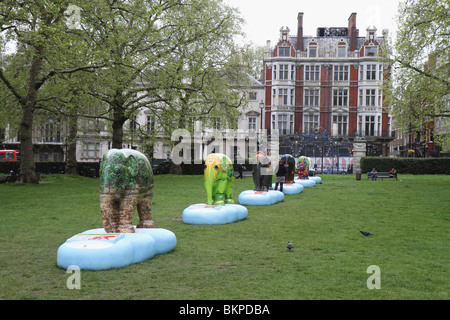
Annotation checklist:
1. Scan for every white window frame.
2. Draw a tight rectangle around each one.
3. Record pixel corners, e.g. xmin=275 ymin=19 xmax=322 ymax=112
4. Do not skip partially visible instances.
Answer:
xmin=303 ymin=113 xmax=319 ymax=133
xmin=304 ymin=88 xmax=320 ymax=106
xmin=333 ymin=88 xmax=349 ymax=107
xmin=305 ymin=65 xmax=320 ymax=81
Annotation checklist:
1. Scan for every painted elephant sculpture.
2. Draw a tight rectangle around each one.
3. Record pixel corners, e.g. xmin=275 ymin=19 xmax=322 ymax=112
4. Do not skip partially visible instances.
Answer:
xmin=204 ymin=153 xmax=234 ymax=205
xmin=297 ymin=156 xmax=310 ymax=180
xmin=252 ymin=151 xmax=273 ymax=191
xmin=280 ymin=154 xmax=295 ymax=183
xmin=99 ymin=149 xmax=154 ymax=233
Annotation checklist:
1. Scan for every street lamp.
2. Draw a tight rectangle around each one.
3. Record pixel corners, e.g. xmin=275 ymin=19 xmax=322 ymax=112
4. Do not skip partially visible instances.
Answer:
xmin=259 ymin=101 xmax=264 ymax=130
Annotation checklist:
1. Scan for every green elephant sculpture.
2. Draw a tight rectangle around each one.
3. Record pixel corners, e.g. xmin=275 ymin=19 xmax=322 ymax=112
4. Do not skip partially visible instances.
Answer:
xmin=204 ymin=153 xmax=234 ymax=205
xmin=99 ymin=149 xmax=154 ymax=233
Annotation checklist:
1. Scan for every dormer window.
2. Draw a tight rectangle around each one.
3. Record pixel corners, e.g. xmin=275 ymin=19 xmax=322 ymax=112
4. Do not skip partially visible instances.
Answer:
xmin=337 ymin=39 xmax=347 ymax=57
xmin=278 ymin=47 xmax=291 ymax=57
xmin=365 ymin=45 xmax=378 ymax=57
xmin=308 ymin=40 xmax=317 ymax=57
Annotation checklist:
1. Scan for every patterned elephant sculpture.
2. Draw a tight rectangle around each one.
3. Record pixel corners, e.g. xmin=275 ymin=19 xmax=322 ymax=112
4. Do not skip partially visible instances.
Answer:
xmin=280 ymin=154 xmax=295 ymax=183
xmin=297 ymin=156 xmax=310 ymax=179
xmin=252 ymin=151 xmax=273 ymax=191
xmin=99 ymin=149 xmax=154 ymax=233
xmin=204 ymin=153 xmax=234 ymax=205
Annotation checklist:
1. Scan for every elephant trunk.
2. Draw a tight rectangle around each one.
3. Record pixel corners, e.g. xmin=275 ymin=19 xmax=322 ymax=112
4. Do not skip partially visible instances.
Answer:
xmin=204 ymin=162 xmax=218 ymax=205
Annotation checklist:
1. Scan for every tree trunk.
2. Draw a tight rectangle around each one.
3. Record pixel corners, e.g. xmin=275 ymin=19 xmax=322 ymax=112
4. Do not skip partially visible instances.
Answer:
xmin=65 ymin=115 xmax=78 ymax=175
xmin=20 ymin=56 xmax=43 ymax=184
xmin=19 ymin=104 xmax=38 ymax=184
xmin=112 ymin=106 xmax=125 ymax=149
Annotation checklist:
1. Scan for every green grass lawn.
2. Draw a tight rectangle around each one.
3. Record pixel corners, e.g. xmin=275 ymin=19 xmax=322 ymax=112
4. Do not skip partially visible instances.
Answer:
xmin=0 ymin=173 xmax=448 ymax=300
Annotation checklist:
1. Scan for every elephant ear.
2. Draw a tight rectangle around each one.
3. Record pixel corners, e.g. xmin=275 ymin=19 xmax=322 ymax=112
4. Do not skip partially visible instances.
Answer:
xmin=127 ymin=155 xmax=138 ymax=178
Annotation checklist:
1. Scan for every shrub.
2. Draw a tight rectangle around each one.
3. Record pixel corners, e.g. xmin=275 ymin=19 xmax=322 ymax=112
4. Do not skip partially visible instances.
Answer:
xmin=360 ymin=157 xmax=450 ymax=174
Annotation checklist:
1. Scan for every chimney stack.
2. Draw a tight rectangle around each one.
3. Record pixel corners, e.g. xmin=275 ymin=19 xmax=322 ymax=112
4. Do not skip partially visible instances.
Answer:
xmin=348 ymin=12 xmax=357 ymax=51
xmin=297 ymin=12 xmax=304 ymax=51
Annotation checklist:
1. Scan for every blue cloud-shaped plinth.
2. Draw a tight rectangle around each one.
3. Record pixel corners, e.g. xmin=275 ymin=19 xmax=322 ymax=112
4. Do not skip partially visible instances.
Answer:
xmin=182 ymin=204 xmax=248 ymax=225
xmin=238 ymin=190 xmax=284 ymax=206
xmin=294 ymin=178 xmax=317 ymax=187
xmin=272 ymin=183 xmax=304 ymax=194
xmin=57 ymin=227 xmax=176 ymax=270
xmin=309 ymin=176 xmax=322 ymax=184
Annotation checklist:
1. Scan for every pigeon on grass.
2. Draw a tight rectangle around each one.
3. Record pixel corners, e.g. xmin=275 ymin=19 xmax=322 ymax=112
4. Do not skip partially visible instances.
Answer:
xmin=360 ymin=231 xmax=374 ymax=236
xmin=286 ymin=242 xmax=294 ymax=250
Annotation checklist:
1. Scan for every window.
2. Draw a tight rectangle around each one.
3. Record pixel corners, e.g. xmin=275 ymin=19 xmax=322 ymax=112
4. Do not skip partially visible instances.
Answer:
xmin=366 ymin=89 xmax=376 ymax=106
xmin=332 ymin=115 xmax=347 ymax=136
xmin=273 ymin=65 xmax=277 ymax=80
xmin=304 ymin=114 xmax=319 ymax=133
xmin=365 ymin=116 xmax=376 ymax=136
xmin=272 ymin=114 xmax=294 ymax=135
xmin=290 ymin=89 xmax=295 ymax=106
xmin=146 ymin=116 xmax=155 ymax=133
xmin=305 ymin=65 xmax=320 ymax=81
xmin=333 ymin=88 xmax=348 ymax=106
xmin=44 ymin=123 xmax=61 ymax=142
xmin=304 ymin=89 xmax=319 ymax=106
xmin=278 ymin=88 xmax=288 ymax=105
xmin=366 ymin=64 xmax=377 ymax=80
xmin=279 ymin=64 xmax=289 ymax=80
xmin=291 ymin=65 xmax=295 ymax=80
xmin=378 ymin=65 xmax=384 ymax=80
xmin=337 ymin=46 xmax=346 ymax=58
xmin=129 ymin=117 xmax=137 ymax=133
xmin=308 ymin=44 xmax=317 ymax=57
xmin=365 ymin=46 xmax=378 ymax=57
xmin=334 ymin=65 xmax=349 ymax=81
xmin=249 ymin=92 xmax=257 ymax=100
xmin=279 ymin=47 xmax=290 ymax=57
xmin=83 ymin=143 xmax=100 ymax=159
xmin=248 ymin=117 xmax=257 ymax=131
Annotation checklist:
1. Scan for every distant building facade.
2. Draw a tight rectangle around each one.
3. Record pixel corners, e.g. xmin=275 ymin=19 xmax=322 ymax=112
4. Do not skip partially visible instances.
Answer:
xmin=262 ymin=12 xmax=394 ymax=169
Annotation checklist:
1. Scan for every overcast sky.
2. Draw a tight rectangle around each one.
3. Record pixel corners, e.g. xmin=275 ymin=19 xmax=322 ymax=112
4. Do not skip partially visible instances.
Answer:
xmin=223 ymin=0 xmax=401 ymax=46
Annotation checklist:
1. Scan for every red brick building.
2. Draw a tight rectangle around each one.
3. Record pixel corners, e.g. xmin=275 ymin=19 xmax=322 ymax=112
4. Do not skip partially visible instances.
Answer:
xmin=263 ymin=13 xmax=394 ymax=158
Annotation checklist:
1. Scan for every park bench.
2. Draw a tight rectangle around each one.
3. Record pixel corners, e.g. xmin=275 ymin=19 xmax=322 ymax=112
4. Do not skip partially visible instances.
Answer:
xmin=235 ymin=171 xmax=252 ymax=178
xmin=0 ymin=174 xmax=18 ymax=184
xmin=367 ymin=171 xmax=394 ymax=180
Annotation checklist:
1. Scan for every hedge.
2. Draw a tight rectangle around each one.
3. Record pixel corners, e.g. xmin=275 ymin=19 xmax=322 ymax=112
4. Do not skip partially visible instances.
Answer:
xmin=360 ymin=157 xmax=450 ymax=174
xmin=0 ymin=161 xmax=100 ymax=177
xmin=3 ymin=157 xmax=447 ymax=176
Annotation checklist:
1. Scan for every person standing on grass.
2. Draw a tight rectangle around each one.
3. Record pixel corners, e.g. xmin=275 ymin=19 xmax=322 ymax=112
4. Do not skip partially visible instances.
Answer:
xmin=236 ymin=164 xmax=243 ymax=179
xmin=274 ymin=160 xmax=286 ymax=192
xmin=371 ymin=168 xmax=378 ymax=181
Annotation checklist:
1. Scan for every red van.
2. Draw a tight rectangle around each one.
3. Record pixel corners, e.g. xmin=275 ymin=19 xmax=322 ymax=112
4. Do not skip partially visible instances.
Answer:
xmin=0 ymin=150 xmax=20 ymax=161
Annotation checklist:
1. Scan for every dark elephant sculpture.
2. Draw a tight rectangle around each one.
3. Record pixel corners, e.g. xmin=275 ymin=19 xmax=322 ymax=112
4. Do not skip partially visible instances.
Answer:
xmin=280 ymin=154 xmax=295 ymax=183
xmin=252 ymin=151 xmax=273 ymax=191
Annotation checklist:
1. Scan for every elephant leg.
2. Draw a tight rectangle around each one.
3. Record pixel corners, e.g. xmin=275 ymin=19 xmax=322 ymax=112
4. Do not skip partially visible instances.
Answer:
xmin=225 ymin=176 xmax=234 ymax=204
xmin=136 ymin=195 xmax=154 ymax=229
xmin=213 ymin=179 xmax=227 ymax=205
xmin=205 ymin=180 xmax=215 ymax=205
xmin=100 ymin=194 xmax=116 ymax=233
xmin=117 ymin=194 xmax=136 ymax=233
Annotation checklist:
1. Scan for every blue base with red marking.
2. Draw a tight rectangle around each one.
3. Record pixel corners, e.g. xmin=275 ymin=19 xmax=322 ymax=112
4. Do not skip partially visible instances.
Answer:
xmin=57 ymin=227 xmax=176 ymax=270
xmin=182 ymin=204 xmax=248 ymax=225
xmin=238 ymin=190 xmax=284 ymax=206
